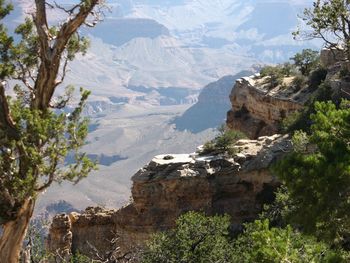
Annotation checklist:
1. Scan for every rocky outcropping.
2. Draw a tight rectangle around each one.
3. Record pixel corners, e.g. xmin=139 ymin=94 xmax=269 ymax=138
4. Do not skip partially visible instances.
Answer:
xmin=173 ymin=70 xmax=254 ymax=133
xmin=46 ymin=214 xmax=73 ymax=262
xmin=320 ymin=48 xmax=350 ymax=100
xmin=320 ymin=48 xmax=345 ymax=68
xmin=226 ymin=75 xmax=311 ymax=139
xmin=47 ymin=134 xmax=291 ymax=261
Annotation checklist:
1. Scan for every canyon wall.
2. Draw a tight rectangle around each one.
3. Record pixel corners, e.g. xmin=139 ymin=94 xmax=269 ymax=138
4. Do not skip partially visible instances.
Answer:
xmin=226 ymin=75 xmax=307 ymax=139
xmin=47 ymin=48 xmax=350 ymax=261
xmin=47 ymin=134 xmax=291 ymax=261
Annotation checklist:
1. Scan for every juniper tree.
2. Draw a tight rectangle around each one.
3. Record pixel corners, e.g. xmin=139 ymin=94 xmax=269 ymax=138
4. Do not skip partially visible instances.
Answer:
xmin=294 ymin=0 xmax=350 ymax=61
xmin=0 ymin=1 xmax=103 ymax=262
xmin=274 ymin=100 xmax=350 ymax=246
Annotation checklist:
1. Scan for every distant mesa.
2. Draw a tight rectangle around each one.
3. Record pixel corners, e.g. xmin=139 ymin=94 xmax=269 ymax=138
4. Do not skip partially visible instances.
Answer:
xmin=173 ymin=70 xmax=254 ymax=133
xmin=88 ymin=18 xmax=170 ymax=46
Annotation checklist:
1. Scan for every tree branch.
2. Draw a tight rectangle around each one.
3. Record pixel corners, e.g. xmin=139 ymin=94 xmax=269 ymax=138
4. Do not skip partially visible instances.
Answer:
xmin=33 ymin=0 xmax=50 ymax=61
xmin=33 ymin=0 xmax=101 ymax=111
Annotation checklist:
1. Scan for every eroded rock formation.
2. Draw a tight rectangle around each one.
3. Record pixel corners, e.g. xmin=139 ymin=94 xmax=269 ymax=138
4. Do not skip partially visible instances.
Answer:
xmin=226 ymin=76 xmax=308 ymax=139
xmin=47 ymin=134 xmax=291 ymax=261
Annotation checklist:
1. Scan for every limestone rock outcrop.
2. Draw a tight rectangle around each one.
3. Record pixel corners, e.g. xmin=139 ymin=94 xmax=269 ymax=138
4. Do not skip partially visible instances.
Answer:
xmin=48 ymin=134 xmax=291 ymax=260
xmin=46 ymin=214 xmax=73 ymax=262
xmin=226 ymin=75 xmax=312 ymax=139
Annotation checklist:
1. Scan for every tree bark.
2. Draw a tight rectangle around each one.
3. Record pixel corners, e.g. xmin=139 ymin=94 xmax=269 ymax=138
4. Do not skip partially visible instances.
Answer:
xmin=0 ymin=198 xmax=35 ymax=263
xmin=33 ymin=0 xmax=100 ymax=111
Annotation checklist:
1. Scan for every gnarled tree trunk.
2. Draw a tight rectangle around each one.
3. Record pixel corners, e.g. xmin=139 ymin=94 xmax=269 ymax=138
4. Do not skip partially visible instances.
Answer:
xmin=0 ymin=198 xmax=35 ymax=263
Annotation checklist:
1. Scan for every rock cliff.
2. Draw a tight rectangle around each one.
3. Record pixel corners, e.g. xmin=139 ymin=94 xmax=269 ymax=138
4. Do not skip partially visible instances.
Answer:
xmin=173 ymin=70 xmax=254 ymax=133
xmin=226 ymin=75 xmax=309 ymax=139
xmin=47 ymin=48 xmax=350 ymax=261
xmin=47 ymin=134 xmax=291 ymax=261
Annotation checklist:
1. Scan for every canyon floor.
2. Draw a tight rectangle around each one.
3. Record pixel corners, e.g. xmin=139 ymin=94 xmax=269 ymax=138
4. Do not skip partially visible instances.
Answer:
xmin=35 ymin=103 xmax=216 ymax=214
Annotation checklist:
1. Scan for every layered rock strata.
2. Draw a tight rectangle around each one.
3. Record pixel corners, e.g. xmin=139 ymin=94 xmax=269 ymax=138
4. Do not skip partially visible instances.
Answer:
xmin=47 ymin=134 xmax=291 ymax=260
xmin=226 ymin=76 xmax=307 ymax=139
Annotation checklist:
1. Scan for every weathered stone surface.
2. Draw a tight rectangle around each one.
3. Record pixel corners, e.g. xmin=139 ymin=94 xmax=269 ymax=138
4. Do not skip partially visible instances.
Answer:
xmin=48 ymin=135 xmax=291 ymax=260
xmin=320 ymin=48 xmax=345 ymax=68
xmin=46 ymin=214 xmax=73 ymax=262
xmin=226 ymin=76 xmax=305 ymax=138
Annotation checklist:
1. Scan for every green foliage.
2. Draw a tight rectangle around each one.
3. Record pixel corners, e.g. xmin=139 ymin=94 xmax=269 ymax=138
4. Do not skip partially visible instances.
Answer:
xmin=291 ymin=49 xmax=320 ymax=76
xmin=260 ymin=66 xmax=285 ymax=88
xmin=260 ymin=186 xmax=296 ymax=228
xmin=0 ymin=1 xmax=14 ymax=79
xmin=142 ymin=211 xmax=233 ymax=263
xmin=291 ymin=74 xmax=307 ymax=91
xmin=294 ymin=0 xmax=350 ymax=60
xmin=142 ymin=212 xmax=346 ymax=263
xmin=0 ymin=88 xmax=96 ymax=223
xmin=274 ymin=100 xmax=350 ymax=245
xmin=202 ymin=125 xmax=246 ymax=156
xmin=21 ymin=221 xmax=50 ymax=263
xmin=308 ymin=66 xmax=327 ymax=90
xmin=0 ymin=1 xmax=99 ymax=226
xmin=231 ymin=219 xmax=345 ymax=263
xmin=71 ymin=253 xmax=93 ymax=263
xmin=339 ymin=66 xmax=349 ymax=78
xmin=260 ymin=63 xmax=299 ymax=89
xmin=281 ymin=82 xmax=333 ymax=133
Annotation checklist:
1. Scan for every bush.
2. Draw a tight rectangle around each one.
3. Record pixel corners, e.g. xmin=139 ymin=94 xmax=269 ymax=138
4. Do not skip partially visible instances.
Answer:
xmin=291 ymin=49 xmax=320 ymax=76
xmin=280 ymin=82 xmax=334 ymax=133
xmin=291 ymin=74 xmax=307 ymax=91
xmin=202 ymin=125 xmax=247 ymax=156
xmin=260 ymin=63 xmax=298 ymax=89
xmin=261 ymin=66 xmax=284 ymax=89
xmin=142 ymin=212 xmax=233 ymax=263
xmin=308 ymin=67 xmax=327 ymax=90
xmin=232 ymin=220 xmax=346 ymax=263
xmin=281 ymin=62 xmax=298 ymax=76
xmin=274 ymin=100 xmax=350 ymax=245
xmin=142 ymin=212 xmax=347 ymax=263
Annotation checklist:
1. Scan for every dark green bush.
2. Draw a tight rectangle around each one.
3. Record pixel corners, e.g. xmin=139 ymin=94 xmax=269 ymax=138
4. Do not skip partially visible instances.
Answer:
xmin=281 ymin=82 xmax=334 ymax=133
xmin=232 ymin=220 xmax=346 ymax=263
xmin=291 ymin=49 xmax=320 ymax=76
xmin=274 ymin=100 xmax=350 ymax=246
xmin=142 ymin=212 xmax=233 ymax=263
xmin=308 ymin=67 xmax=327 ymax=90
xmin=260 ymin=63 xmax=298 ymax=89
xmin=339 ymin=66 xmax=350 ymax=79
xmin=142 ymin=212 xmax=347 ymax=263
xmin=202 ymin=125 xmax=246 ymax=156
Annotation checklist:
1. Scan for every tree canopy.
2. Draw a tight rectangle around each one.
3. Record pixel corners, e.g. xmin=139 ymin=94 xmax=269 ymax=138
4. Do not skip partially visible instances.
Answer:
xmin=0 ymin=1 xmax=103 ymax=261
xmin=294 ymin=0 xmax=350 ymax=60
xmin=274 ymin=100 xmax=350 ymax=245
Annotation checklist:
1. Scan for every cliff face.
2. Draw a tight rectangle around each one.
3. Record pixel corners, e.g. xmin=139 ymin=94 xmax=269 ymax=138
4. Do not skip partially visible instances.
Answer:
xmin=173 ymin=70 xmax=254 ymax=133
xmin=47 ymin=48 xmax=350 ymax=261
xmin=47 ymin=134 xmax=291 ymax=261
xmin=226 ymin=75 xmax=310 ymax=139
